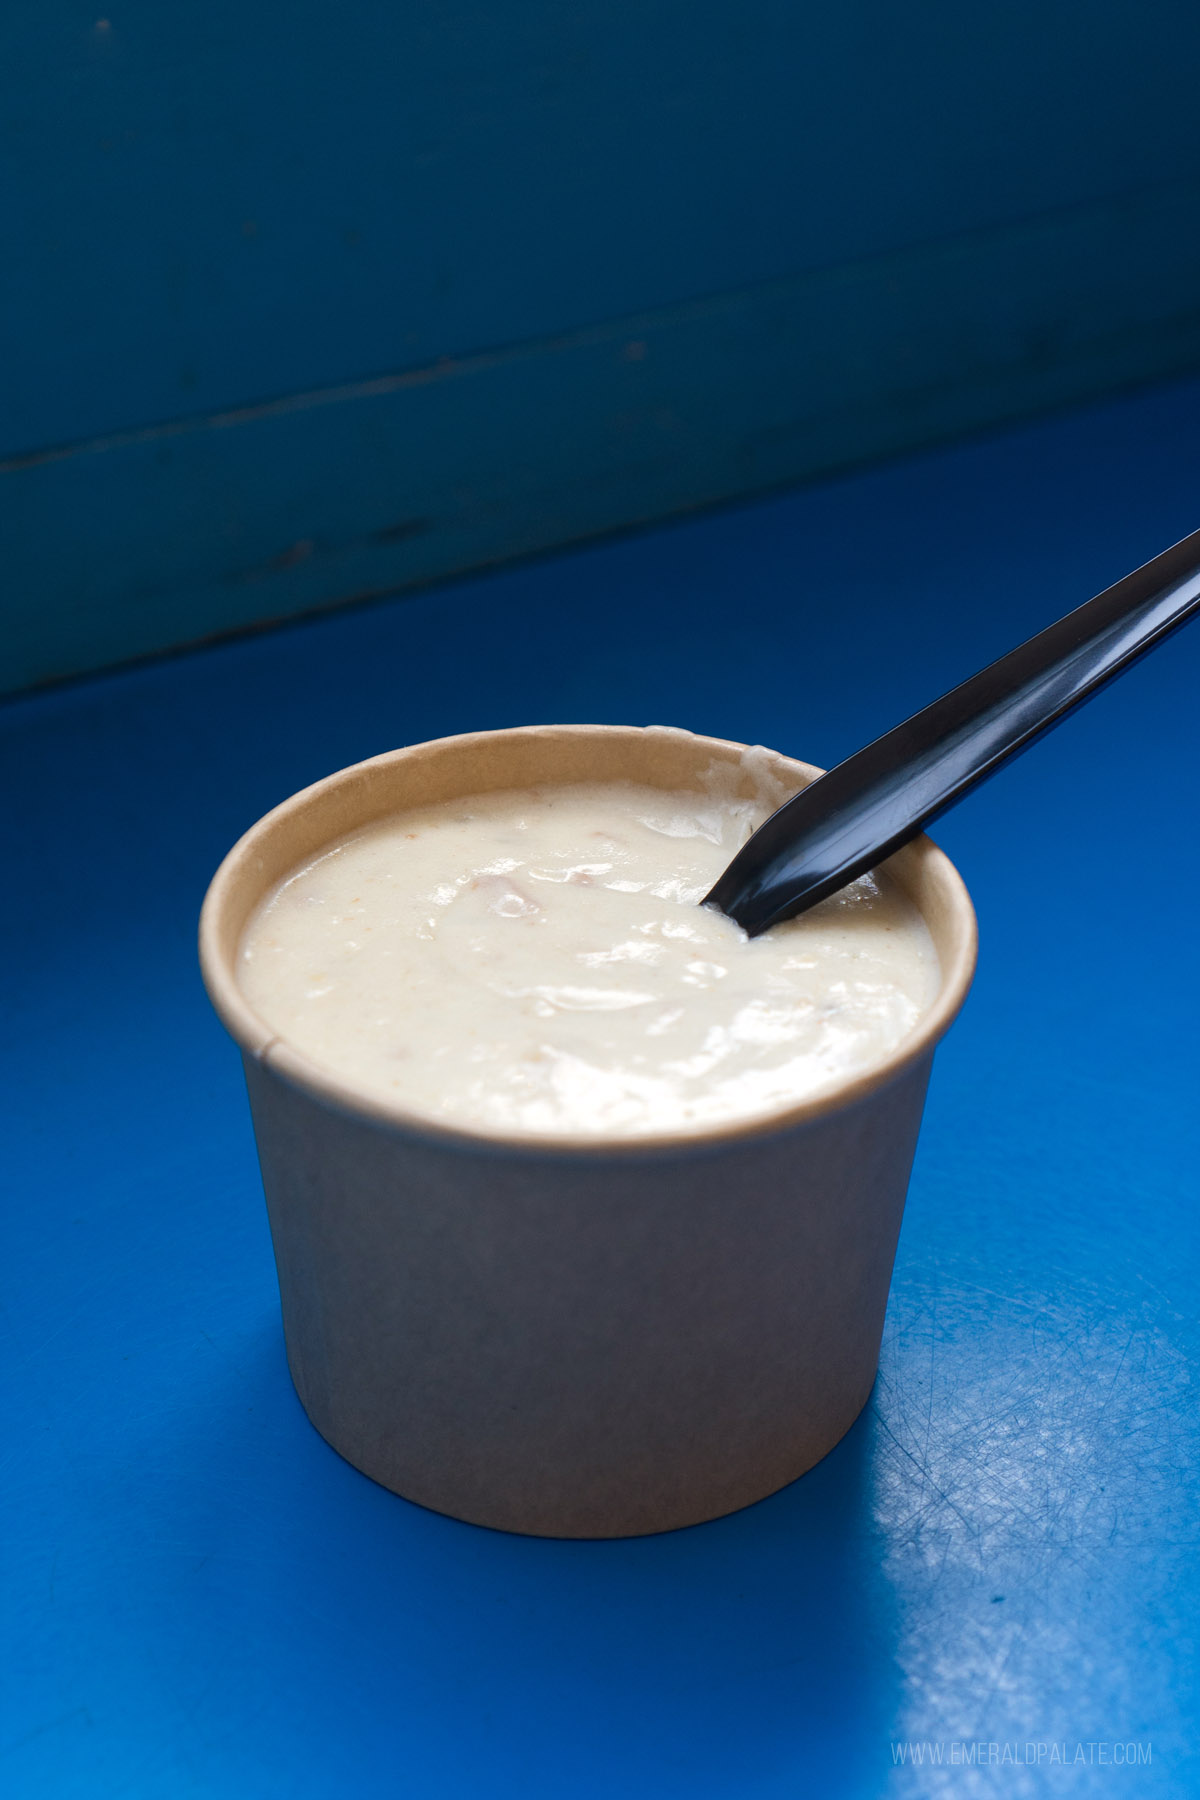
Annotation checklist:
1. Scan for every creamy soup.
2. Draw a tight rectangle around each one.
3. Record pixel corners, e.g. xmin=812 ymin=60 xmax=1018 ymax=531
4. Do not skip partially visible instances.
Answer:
xmin=237 ymin=775 xmax=939 ymax=1138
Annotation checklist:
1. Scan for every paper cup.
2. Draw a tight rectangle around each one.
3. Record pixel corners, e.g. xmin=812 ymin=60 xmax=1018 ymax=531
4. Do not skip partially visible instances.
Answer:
xmin=200 ymin=725 xmax=976 ymax=1537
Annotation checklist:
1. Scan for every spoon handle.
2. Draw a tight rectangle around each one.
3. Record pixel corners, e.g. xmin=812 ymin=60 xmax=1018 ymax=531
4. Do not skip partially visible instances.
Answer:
xmin=708 ymin=527 xmax=1200 ymax=936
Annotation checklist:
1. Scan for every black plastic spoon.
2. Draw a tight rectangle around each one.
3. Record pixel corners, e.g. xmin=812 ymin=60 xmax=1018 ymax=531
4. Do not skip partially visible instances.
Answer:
xmin=706 ymin=528 xmax=1200 ymax=937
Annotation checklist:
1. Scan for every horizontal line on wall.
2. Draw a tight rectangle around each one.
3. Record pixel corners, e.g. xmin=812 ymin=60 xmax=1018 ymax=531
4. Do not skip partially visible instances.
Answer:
xmin=4 ymin=174 xmax=1197 ymax=477
xmin=5 ymin=173 xmax=1200 ymax=693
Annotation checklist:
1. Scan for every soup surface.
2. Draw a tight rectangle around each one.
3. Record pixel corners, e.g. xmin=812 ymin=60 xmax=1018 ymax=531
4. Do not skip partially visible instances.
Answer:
xmin=237 ymin=773 xmax=939 ymax=1138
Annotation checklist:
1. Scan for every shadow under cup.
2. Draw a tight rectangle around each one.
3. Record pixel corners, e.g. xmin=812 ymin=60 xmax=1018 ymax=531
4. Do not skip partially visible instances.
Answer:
xmin=200 ymin=724 xmax=977 ymax=1538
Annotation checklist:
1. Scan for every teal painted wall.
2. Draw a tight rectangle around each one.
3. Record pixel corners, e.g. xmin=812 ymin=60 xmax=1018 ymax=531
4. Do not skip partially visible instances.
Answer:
xmin=4 ymin=2 xmax=1200 ymax=692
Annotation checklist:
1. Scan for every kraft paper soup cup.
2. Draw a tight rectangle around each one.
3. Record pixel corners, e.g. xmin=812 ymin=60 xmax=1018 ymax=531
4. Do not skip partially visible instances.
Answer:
xmin=200 ymin=724 xmax=976 ymax=1538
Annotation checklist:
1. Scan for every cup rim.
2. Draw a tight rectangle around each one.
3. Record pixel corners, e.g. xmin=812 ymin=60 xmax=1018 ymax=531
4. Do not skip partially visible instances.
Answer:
xmin=199 ymin=723 xmax=978 ymax=1158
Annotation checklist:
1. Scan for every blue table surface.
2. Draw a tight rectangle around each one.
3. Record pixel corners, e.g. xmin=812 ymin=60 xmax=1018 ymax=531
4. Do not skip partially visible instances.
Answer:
xmin=4 ymin=378 xmax=1200 ymax=1798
